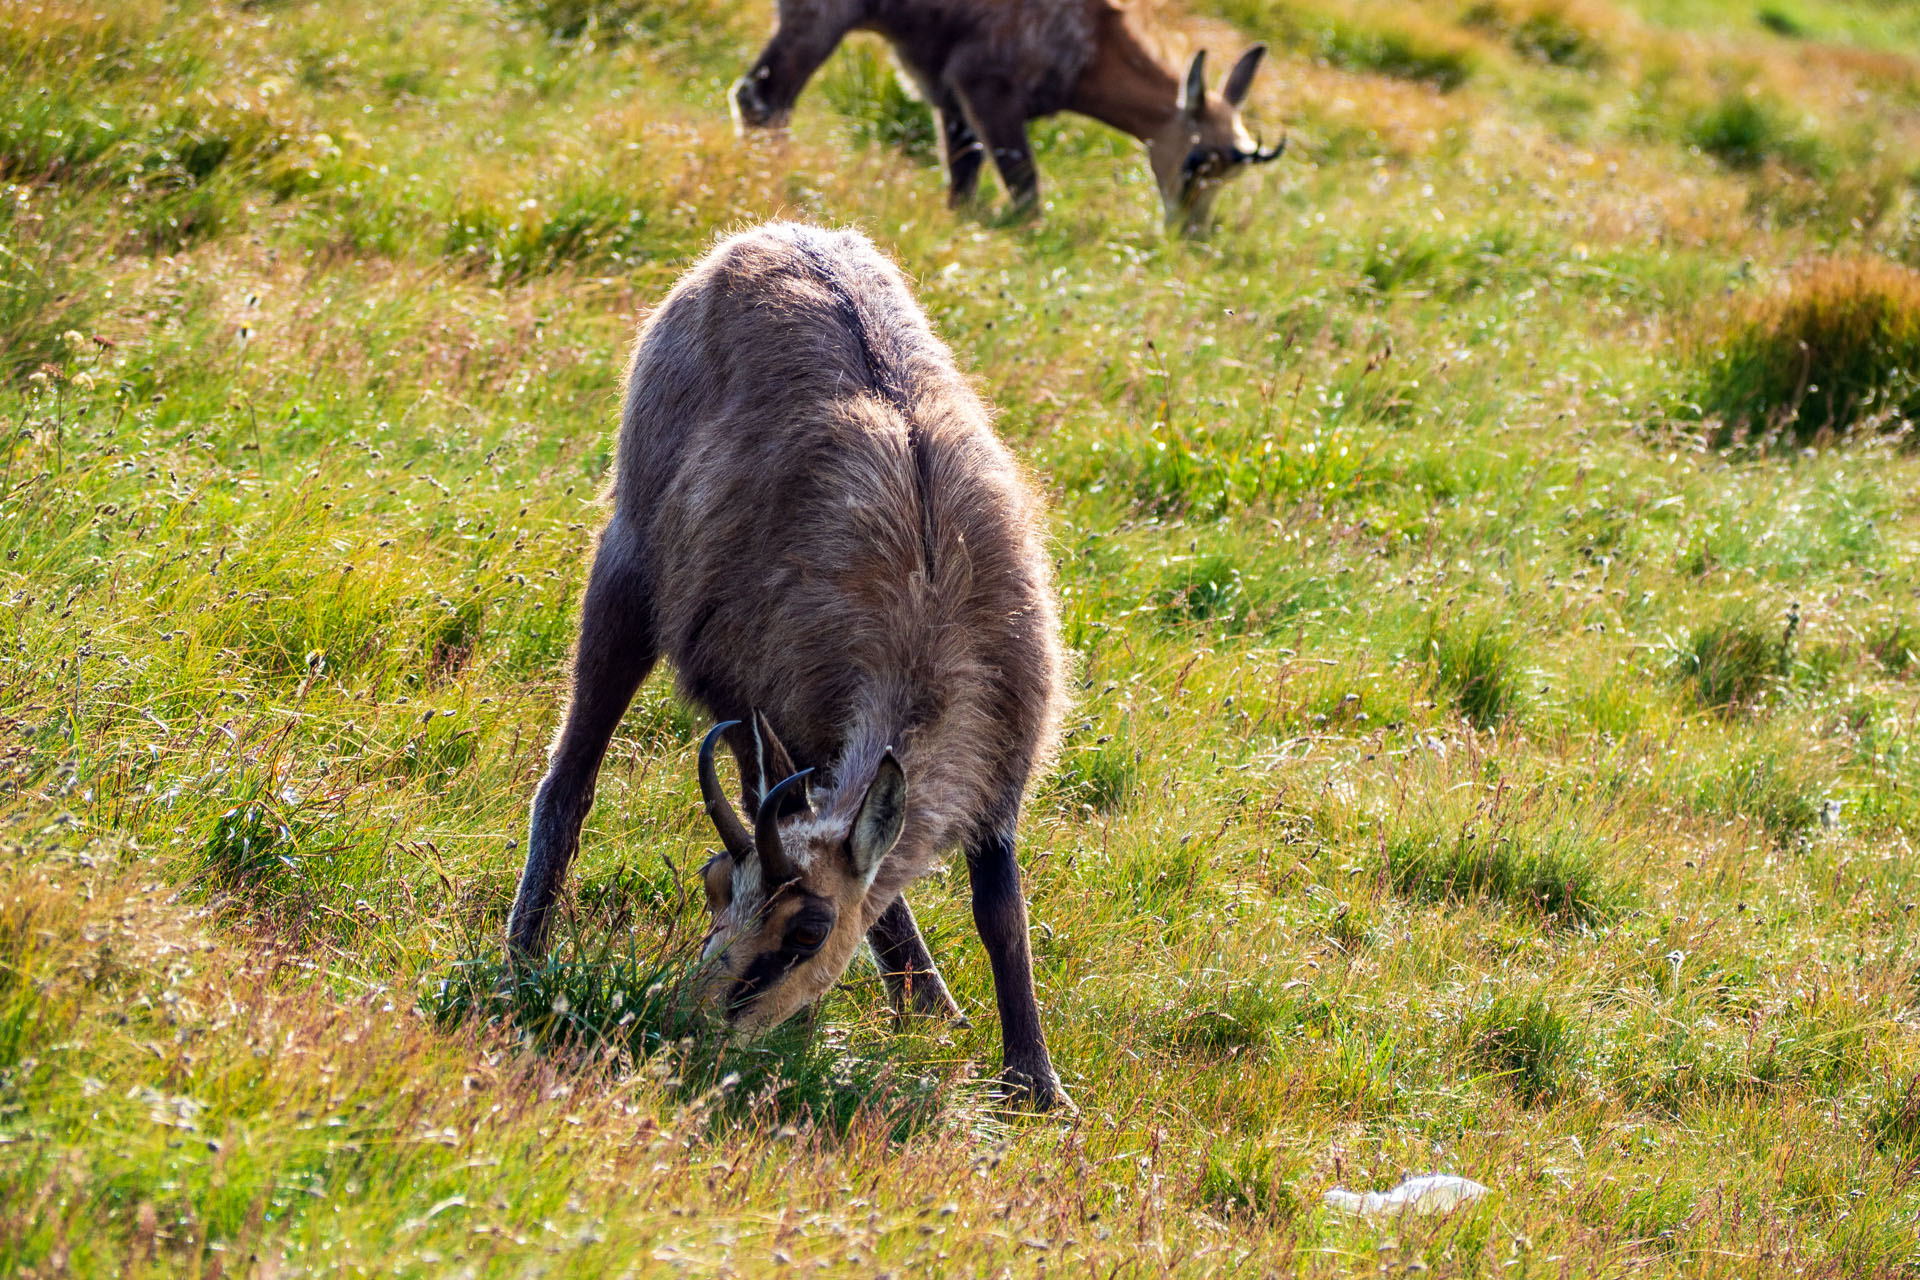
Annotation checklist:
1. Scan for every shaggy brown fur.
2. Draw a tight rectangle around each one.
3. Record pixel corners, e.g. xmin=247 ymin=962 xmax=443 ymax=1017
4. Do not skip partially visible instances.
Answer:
xmin=506 ymin=222 xmax=1071 ymax=1108
xmin=730 ymin=0 xmax=1283 ymax=231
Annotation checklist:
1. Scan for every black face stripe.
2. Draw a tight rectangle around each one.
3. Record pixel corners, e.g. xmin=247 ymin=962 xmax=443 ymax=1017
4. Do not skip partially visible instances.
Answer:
xmin=1181 ymin=145 xmax=1239 ymax=198
xmin=730 ymin=946 xmax=803 ymax=1017
xmin=724 ymin=893 xmax=838 ymax=1019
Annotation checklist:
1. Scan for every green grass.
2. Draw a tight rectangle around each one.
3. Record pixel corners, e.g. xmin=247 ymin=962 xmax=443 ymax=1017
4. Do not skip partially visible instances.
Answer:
xmin=4 ymin=0 xmax=1920 ymax=1274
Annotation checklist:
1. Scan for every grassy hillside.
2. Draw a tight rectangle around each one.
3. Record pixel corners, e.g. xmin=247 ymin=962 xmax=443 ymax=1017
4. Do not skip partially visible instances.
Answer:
xmin=5 ymin=0 xmax=1920 ymax=1273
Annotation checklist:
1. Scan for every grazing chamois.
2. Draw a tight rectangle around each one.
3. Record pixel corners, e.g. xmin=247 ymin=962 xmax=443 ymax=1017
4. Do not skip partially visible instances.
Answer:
xmin=730 ymin=0 xmax=1283 ymax=231
xmin=506 ymin=223 xmax=1071 ymax=1108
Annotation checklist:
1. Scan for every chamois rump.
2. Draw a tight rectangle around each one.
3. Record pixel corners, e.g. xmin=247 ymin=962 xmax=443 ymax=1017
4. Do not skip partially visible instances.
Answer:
xmin=506 ymin=222 xmax=1071 ymax=1108
xmin=731 ymin=0 xmax=1283 ymax=231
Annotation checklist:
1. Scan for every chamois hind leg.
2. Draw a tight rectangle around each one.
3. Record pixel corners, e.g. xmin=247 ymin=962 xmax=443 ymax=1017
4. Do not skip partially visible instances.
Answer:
xmin=731 ymin=0 xmax=856 ymax=132
xmin=951 ymin=77 xmax=1039 ymax=211
xmin=868 ymin=894 xmax=967 ymax=1023
xmin=507 ymin=517 xmax=656 ymax=959
xmin=966 ymin=818 xmax=1069 ymax=1111
xmin=933 ymin=87 xmax=986 ymax=208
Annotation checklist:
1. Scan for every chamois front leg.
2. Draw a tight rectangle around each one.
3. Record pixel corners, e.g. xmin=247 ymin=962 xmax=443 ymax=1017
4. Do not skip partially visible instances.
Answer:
xmin=507 ymin=518 xmax=657 ymax=959
xmin=966 ymin=827 xmax=1068 ymax=1111
xmin=731 ymin=5 xmax=853 ymax=132
xmin=868 ymin=894 xmax=967 ymax=1023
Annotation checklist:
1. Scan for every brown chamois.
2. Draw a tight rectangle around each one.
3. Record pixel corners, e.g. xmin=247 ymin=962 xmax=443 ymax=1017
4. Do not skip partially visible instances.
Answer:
xmin=505 ymin=222 xmax=1071 ymax=1109
xmin=730 ymin=0 xmax=1283 ymax=231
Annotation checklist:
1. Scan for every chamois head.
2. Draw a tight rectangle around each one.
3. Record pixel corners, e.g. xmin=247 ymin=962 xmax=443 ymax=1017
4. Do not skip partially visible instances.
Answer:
xmin=692 ymin=717 xmax=908 ymax=1034
xmin=1146 ymin=45 xmax=1285 ymax=234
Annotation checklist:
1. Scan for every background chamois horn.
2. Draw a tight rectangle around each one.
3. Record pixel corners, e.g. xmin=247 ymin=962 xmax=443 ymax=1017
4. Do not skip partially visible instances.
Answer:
xmin=1247 ymin=134 xmax=1287 ymax=163
xmin=753 ymin=768 xmax=814 ymax=886
xmin=698 ymin=720 xmax=753 ymax=858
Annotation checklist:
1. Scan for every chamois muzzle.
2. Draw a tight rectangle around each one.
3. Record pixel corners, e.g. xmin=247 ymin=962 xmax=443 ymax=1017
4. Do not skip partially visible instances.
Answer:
xmin=753 ymin=768 xmax=813 ymax=887
xmin=698 ymin=720 xmax=753 ymax=858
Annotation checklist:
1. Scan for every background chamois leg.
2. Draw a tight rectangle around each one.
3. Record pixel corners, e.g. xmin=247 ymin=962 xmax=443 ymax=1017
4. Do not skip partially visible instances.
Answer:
xmin=966 ymin=824 xmax=1068 ymax=1110
xmin=953 ymin=80 xmax=1039 ymax=211
xmin=506 ymin=518 xmax=656 ymax=958
xmin=868 ymin=894 xmax=967 ymax=1022
xmin=934 ymin=87 xmax=985 ymax=208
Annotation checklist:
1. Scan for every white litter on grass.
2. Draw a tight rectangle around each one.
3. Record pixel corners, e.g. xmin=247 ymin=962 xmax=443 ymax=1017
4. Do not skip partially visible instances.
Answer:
xmin=1323 ymin=1173 xmax=1490 ymax=1217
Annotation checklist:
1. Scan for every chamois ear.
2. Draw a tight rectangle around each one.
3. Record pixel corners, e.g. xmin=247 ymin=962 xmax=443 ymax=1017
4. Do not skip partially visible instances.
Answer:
xmin=848 ymin=751 xmax=907 ymax=879
xmin=701 ymin=851 xmax=734 ymax=911
xmin=1223 ymin=43 xmax=1266 ymax=108
xmin=750 ymin=709 xmax=806 ymax=815
xmin=1180 ymin=50 xmax=1208 ymax=123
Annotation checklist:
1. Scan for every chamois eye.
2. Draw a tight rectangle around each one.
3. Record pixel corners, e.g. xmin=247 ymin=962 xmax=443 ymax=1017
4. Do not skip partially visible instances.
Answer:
xmin=788 ymin=917 xmax=832 ymax=954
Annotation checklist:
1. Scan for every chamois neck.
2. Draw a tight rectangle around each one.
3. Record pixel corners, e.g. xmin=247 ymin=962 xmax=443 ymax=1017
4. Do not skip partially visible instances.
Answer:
xmin=1069 ymin=9 xmax=1182 ymax=142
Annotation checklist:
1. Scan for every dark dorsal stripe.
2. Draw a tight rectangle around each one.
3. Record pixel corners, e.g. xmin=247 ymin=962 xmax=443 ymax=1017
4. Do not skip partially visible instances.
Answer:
xmin=792 ymin=237 xmax=940 ymax=579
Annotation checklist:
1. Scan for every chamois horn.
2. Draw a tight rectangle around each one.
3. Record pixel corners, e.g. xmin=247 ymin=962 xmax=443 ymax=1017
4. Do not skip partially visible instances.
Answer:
xmin=754 ymin=769 xmax=814 ymax=886
xmin=1246 ymin=133 xmax=1287 ymax=164
xmin=698 ymin=721 xmax=753 ymax=859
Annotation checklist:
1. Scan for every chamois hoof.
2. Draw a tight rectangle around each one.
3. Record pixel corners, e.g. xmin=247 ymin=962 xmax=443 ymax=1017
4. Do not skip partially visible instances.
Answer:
xmin=1000 ymin=1063 xmax=1075 ymax=1114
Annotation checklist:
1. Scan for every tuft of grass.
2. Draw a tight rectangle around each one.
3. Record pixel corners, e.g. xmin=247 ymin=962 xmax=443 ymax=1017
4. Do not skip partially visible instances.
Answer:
xmin=1197 ymin=1142 xmax=1304 ymax=1219
xmin=1384 ymin=793 xmax=1630 ymax=925
xmin=1869 ymin=1076 xmax=1920 ymax=1159
xmin=1311 ymin=15 xmax=1478 ymax=89
xmin=1424 ymin=614 xmax=1525 ymax=728
xmin=1688 ymin=736 xmax=1830 ymax=839
xmin=818 ymin=41 xmax=938 ymax=163
xmin=1685 ymin=90 xmax=1814 ymax=173
xmin=1673 ymin=610 xmax=1791 ymax=710
xmin=1463 ymin=0 xmax=1609 ymax=67
xmin=1700 ymin=257 xmax=1920 ymax=446
xmin=1460 ymin=992 xmax=1578 ymax=1104
xmin=430 ymin=947 xmax=954 ymax=1139
xmin=1755 ymin=4 xmax=1808 ymax=38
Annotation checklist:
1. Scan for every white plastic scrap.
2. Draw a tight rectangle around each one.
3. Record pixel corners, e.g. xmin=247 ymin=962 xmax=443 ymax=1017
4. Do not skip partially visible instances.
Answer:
xmin=1323 ymin=1173 xmax=1489 ymax=1217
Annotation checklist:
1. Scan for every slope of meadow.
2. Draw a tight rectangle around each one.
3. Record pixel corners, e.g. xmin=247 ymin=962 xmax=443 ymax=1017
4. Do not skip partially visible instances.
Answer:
xmin=4 ymin=0 xmax=1920 ymax=1274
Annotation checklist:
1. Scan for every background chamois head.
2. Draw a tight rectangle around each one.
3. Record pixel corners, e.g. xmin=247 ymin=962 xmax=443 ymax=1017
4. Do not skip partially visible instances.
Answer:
xmin=692 ymin=716 xmax=909 ymax=1034
xmin=1147 ymin=44 xmax=1285 ymax=234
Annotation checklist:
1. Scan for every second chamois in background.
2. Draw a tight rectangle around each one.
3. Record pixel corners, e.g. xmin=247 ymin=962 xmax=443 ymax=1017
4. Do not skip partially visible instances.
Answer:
xmin=731 ymin=0 xmax=1283 ymax=232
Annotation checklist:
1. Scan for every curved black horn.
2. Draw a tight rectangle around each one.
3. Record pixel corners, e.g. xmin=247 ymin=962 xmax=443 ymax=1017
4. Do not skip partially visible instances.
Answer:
xmin=698 ymin=721 xmax=753 ymax=858
xmin=754 ymin=768 xmax=813 ymax=887
xmin=1249 ymin=133 xmax=1288 ymax=163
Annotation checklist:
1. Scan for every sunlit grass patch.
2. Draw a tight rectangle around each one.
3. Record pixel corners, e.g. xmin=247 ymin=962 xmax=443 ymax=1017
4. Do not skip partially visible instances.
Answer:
xmin=1699 ymin=256 xmax=1920 ymax=446
xmin=1684 ymin=731 xmax=1832 ymax=840
xmin=1159 ymin=981 xmax=1332 ymax=1055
